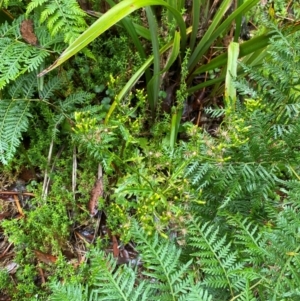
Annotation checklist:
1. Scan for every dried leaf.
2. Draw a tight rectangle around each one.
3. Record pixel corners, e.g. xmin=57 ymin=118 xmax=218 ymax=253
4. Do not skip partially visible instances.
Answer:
xmin=112 ymin=235 xmax=119 ymax=258
xmin=20 ymin=20 xmax=38 ymax=46
xmin=34 ymin=250 xmax=57 ymax=264
xmin=13 ymin=194 xmax=24 ymax=216
xmin=88 ymin=177 xmax=103 ymax=216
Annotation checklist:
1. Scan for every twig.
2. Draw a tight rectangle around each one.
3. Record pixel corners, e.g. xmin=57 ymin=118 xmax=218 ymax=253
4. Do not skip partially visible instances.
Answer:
xmin=72 ymin=146 xmax=77 ymax=200
xmin=13 ymin=195 xmax=24 ymax=216
xmin=98 ymin=164 xmax=103 ymax=179
xmin=0 ymin=191 xmax=34 ymax=196
xmin=88 ymin=177 xmax=103 ymax=217
xmin=37 ymin=266 xmax=46 ymax=284
xmin=0 ymin=242 xmax=13 ymax=259
xmin=43 ymin=142 xmax=65 ymax=198
xmin=42 ymin=139 xmax=54 ymax=198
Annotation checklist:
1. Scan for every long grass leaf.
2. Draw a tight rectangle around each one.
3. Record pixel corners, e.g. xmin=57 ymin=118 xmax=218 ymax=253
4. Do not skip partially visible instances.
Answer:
xmin=106 ymin=0 xmax=152 ymax=101
xmin=146 ymin=6 xmax=160 ymax=113
xmin=188 ymin=0 xmax=260 ymax=73
xmin=225 ymin=42 xmax=239 ymax=112
xmin=86 ymin=9 xmax=151 ymax=40
xmin=161 ymin=30 xmax=181 ymax=72
xmin=39 ymin=0 xmax=186 ymax=77
xmin=192 ymin=31 xmax=274 ymax=75
xmin=146 ymin=31 xmax=181 ymax=113
xmin=106 ymin=0 xmax=147 ymax=59
xmin=190 ymin=0 xmax=200 ymax=50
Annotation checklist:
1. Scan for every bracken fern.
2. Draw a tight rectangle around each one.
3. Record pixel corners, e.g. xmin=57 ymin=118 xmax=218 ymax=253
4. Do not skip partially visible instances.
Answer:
xmin=26 ymin=0 xmax=86 ymax=43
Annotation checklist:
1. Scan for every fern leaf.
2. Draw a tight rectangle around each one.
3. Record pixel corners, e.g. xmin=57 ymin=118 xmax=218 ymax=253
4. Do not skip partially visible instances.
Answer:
xmin=264 ymin=206 xmax=300 ymax=300
xmin=187 ymin=217 xmax=248 ymax=298
xmin=27 ymin=0 xmax=87 ymax=44
xmin=226 ymin=214 xmax=267 ymax=266
xmin=49 ymin=283 xmax=88 ymax=301
xmin=0 ymin=72 xmax=37 ymax=164
xmin=0 ymin=99 xmax=31 ymax=164
xmin=131 ymin=221 xmax=204 ymax=301
xmin=178 ymin=282 xmax=213 ymax=301
xmin=40 ymin=76 xmax=64 ymax=100
xmin=0 ymin=18 xmax=49 ymax=89
xmin=59 ymin=91 xmax=94 ymax=113
xmin=89 ymin=250 xmax=152 ymax=301
xmin=235 ymin=280 xmax=257 ymax=301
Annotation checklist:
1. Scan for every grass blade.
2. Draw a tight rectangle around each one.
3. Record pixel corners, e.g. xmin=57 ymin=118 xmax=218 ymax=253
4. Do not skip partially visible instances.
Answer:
xmin=146 ymin=6 xmax=160 ymax=113
xmin=189 ymin=0 xmax=201 ymax=50
xmin=188 ymin=0 xmax=260 ymax=74
xmin=225 ymin=42 xmax=239 ymax=112
xmin=38 ymin=0 xmax=186 ymax=77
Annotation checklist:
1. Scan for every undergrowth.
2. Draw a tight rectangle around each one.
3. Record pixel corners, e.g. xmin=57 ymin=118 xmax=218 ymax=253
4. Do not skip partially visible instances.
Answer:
xmin=1 ymin=1 xmax=300 ymax=300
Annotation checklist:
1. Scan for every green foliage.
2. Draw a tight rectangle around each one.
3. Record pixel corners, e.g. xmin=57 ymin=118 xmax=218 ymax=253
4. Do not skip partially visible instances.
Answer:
xmin=0 ymin=17 xmax=49 ymax=89
xmin=0 ymin=269 xmax=13 ymax=296
xmin=50 ymin=222 xmax=212 ymax=301
xmin=49 ymin=283 xmax=88 ymax=301
xmin=26 ymin=0 xmax=86 ymax=44
xmin=47 ymin=200 xmax=300 ymax=300
xmin=263 ymin=204 xmax=300 ymax=300
xmin=184 ymin=26 xmax=300 ymax=218
xmin=2 ymin=183 xmax=71 ymax=253
xmin=2 ymin=2 xmax=300 ymax=301
xmin=38 ymin=0 xmax=275 ymax=117
xmin=72 ymin=86 xmax=202 ymax=239
xmin=0 ymin=74 xmax=33 ymax=164
xmin=0 ymin=69 xmax=93 ymax=164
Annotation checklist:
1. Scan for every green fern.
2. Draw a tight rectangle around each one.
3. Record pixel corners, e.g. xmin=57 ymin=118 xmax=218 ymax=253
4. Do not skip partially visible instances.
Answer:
xmin=0 ymin=67 xmax=94 ymax=164
xmin=26 ymin=0 xmax=87 ymax=44
xmin=131 ymin=222 xmax=204 ymax=301
xmin=226 ymin=214 xmax=267 ymax=266
xmin=49 ymin=222 xmax=212 ymax=301
xmin=85 ymin=249 xmax=152 ymax=301
xmin=185 ymin=26 xmax=300 ymax=218
xmin=0 ymin=72 xmax=37 ymax=164
xmin=0 ymin=99 xmax=31 ymax=164
xmin=0 ymin=17 xmax=49 ymax=89
xmin=263 ymin=205 xmax=300 ymax=300
xmin=235 ymin=280 xmax=257 ymax=301
xmin=187 ymin=216 xmax=260 ymax=300
xmin=49 ymin=283 xmax=88 ymax=301
xmin=1 ymin=0 xmax=23 ymax=7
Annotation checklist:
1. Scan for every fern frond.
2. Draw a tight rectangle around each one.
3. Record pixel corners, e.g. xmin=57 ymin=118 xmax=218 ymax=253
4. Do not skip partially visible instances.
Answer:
xmin=27 ymin=0 xmax=87 ymax=44
xmin=59 ymin=91 xmax=94 ymax=113
xmin=263 ymin=206 xmax=300 ymax=300
xmin=49 ymin=283 xmax=88 ymax=301
xmin=235 ymin=280 xmax=258 ymax=301
xmin=187 ymin=217 xmax=254 ymax=299
xmin=40 ymin=76 xmax=64 ymax=100
xmin=0 ymin=41 xmax=48 ymax=89
xmin=0 ymin=18 xmax=49 ymax=89
xmin=0 ymin=99 xmax=31 ymax=164
xmin=0 ymin=72 xmax=39 ymax=164
xmin=178 ymin=282 xmax=213 ymax=301
xmin=88 ymin=249 xmax=153 ymax=301
xmin=226 ymin=214 xmax=266 ymax=266
xmin=8 ymin=72 xmax=37 ymax=99
xmin=131 ymin=221 xmax=204 ymax=301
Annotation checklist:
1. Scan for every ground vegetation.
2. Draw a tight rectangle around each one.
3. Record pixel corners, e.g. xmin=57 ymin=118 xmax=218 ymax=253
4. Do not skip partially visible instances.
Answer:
xmin=0 ymin=0 xmax=300 ymax=300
